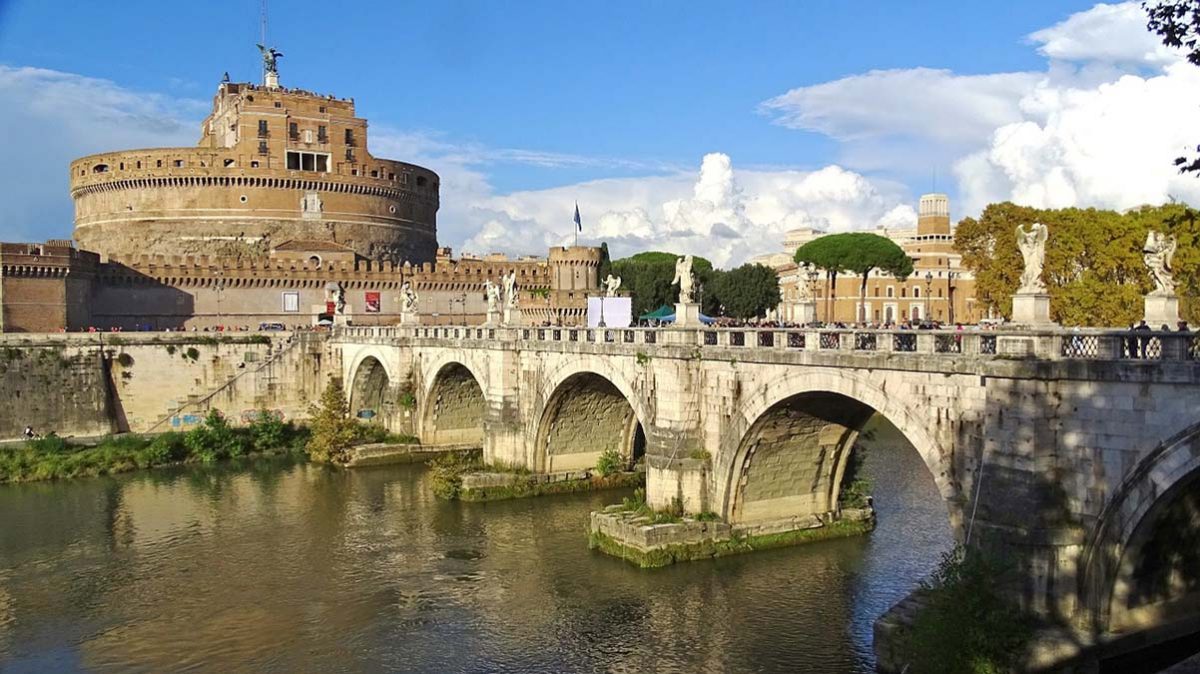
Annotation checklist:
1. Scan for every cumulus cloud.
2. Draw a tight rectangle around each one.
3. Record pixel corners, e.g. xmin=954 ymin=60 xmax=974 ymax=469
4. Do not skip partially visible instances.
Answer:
xmin=761 ymin=2 xmax=1200 ymax=219
xmin=459 ymin=154 xmax=914 ymax=267
xmin=1028 ymin=2 xmax=1179 ymax=66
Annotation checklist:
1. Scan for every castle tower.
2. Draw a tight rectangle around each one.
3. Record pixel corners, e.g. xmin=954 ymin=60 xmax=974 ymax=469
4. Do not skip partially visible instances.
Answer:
xmin=548 ymin=246 xmax=602 ymax=292
xmin=917 ymin=193 xmax=951 ymax=236
xmin=70 ymin=50 xmax=439 ymax=264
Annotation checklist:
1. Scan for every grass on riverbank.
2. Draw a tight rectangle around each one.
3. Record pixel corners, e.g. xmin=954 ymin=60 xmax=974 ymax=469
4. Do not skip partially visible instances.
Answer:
xmin=0 ymin=411 xmax=309 ymax=484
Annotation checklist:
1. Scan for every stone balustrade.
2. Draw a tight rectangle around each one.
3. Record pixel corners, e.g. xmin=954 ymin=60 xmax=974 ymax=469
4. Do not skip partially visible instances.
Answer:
xmin=333 ymin=324 xmax=1200 ymax=362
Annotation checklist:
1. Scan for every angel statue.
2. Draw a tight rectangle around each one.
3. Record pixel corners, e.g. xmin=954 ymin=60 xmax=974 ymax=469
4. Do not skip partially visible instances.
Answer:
xmin=502 ymin=271 xmax=518 ymax=309
xmin=484 ymin=280 xmax=501 ymax=313
xmin=795 ymin=264 xmax=815 ymax=301
xmin=1015 ymin=222 xmax=1049 ymax=293
xmin=672 ymin=255 xmax=696 ymax=304
xmin=1143 ymin=231 xmax=1178 ymax=296
xmin=603 ymin=274 xmax=622 ymax=297
xmin=257 ymin=44 xmax=283 ymax=74
xmin=400 ymin=282 xmax=418 ymax=314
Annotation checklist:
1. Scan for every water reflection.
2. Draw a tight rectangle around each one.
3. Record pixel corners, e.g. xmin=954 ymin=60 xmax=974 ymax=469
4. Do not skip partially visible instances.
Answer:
xmin=0 ymin=417 xmax=951 ymax=673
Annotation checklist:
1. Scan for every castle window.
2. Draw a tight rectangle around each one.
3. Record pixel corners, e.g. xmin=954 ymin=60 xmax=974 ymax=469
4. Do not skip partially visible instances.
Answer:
xmin=156 ymin=160 xmax=163 ymax=168
xmin=388 ymin=172 xmax=395 ymax=181
xmin=370 ymin=169 xmax=379 ymax=178
xmin=92 ymin=163 xmax=109 ymax=173
xmin=304 ymin=129 xmax=313 ymax=144
xmin=887 ymin=286 xmax=894 ymax=298
xmin=258 ymin=141 xmax=269 ymax=155
xmin=250 ymin=161 xmax=260 ymax=168
xmin=317 ymin=125 xmax=327 ymax=142
xmin=914 ymin=287 xmax=921 ymax=298
xmin=136 ymin=161 xmax=141 ymax=169
xmin=274 ymin=101 xmax=282 ymax=108
xmin=257 ymin=120 xmax=269 ymax=137
xmin=287 ymin=151 xmax=330 ymax=172
xmin=224 ymin=158 xmax=236 ymax=167
xmin=174 ymin=160 xmax=184 ymax=167
xmin=344 ymin=129 xmax=356 ymax=146
xmin=416 ymin=176 xmax=427 ymax=187
xmin=119 ymin=162 xmax=124 ymax=170
xmin=289 ymin=122 xmax=299 ymax=140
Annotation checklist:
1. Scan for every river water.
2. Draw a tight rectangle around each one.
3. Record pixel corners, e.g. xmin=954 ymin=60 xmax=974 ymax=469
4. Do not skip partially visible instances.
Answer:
xmin=0 ymin=418 xmax=952 ymax=673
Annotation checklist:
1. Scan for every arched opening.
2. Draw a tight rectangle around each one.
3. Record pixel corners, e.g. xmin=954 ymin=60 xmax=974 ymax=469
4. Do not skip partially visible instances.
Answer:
xmin=349 ymin=356 xmax=389 ymax=423
xmin=1108 ymin=467 xmax=1200 ymax=634
xmin=536 ymin=372 xmax=643 ymax=474
xmin=423 ymin=363 xmax=485 ymax=446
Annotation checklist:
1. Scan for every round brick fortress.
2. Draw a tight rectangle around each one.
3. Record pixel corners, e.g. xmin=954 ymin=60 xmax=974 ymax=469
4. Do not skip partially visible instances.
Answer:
xmin=70 ymin=81 xmax=439 ymax=264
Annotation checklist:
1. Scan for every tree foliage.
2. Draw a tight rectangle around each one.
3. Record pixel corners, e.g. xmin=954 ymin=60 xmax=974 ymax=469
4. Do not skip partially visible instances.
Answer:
xmin=956 ymin=202 xmax=1200 ymax=326
xmin=898 ymin=546 xmax=1032 ymax=674
xmin=306 ymin=380 xmax=359 ymax=463
xmin=610 ymin=252 xmax=718 ymax=317
xmin=712 ymin=263 xmax=782 ymax=319
xmin=596 ymin=241 xmax=612 ymax=284
xmin=795 ymin=233 xmax=912 ymax=321
xmin=1145 ymin=1 xmax=1200 ymax=173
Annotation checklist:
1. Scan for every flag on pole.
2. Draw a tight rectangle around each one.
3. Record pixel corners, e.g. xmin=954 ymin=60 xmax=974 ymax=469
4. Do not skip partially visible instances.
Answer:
xmin=573 ymin=202 xmax=582 ymax=232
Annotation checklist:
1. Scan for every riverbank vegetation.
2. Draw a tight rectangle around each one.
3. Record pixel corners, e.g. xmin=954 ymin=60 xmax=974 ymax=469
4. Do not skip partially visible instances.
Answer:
xmin=305 ymin=380 xmax=418 ymax=464
xmin=896 ymin=545 xmax=1033 ymax=674
xmin=0 ymin=410 xmax=308 ymax=484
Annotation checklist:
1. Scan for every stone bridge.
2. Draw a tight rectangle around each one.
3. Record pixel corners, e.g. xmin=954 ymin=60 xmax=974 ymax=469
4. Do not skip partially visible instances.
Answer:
xmin=332 ymin=323 xmax=1200 ymax=661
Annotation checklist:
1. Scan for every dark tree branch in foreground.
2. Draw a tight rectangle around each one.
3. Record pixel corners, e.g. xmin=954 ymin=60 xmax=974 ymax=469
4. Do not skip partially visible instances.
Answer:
xmin=1145 ymin=1 xmax=1200 ymax=173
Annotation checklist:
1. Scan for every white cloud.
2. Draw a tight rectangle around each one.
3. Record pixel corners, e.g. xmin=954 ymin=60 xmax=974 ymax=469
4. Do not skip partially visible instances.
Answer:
xmin=1028 ymin=2 xmax=1180 ymax=66
xmin=459 ymin=153 xmax=914 ymax=267
xmin=761 ymin=1 xmax=1200 ymax=219
xmin=0 ymin=66 xmax=205 ymax=241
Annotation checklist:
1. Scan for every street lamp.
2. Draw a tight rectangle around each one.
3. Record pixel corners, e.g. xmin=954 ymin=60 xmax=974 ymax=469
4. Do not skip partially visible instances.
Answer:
xmin=947 ymin=270 xmax=957 ymax=325
xmin=924 ymin=271 xmax=933 ymax=325
xmin=806 ymin=268 xmax=820 ymax=326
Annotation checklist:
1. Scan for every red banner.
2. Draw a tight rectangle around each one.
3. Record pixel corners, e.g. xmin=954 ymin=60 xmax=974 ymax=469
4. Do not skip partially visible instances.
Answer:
xmin=365 ymin=292 xmax=381 ymax=313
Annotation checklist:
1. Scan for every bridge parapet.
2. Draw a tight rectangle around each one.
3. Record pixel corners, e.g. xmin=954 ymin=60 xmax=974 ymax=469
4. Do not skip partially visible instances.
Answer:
xmin=334 ymin=324 xmax=1200 ymax=364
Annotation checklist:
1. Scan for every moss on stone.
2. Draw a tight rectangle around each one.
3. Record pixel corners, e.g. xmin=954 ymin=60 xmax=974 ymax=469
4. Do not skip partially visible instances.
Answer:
xmin=458 ymin=471 xmax=644 ymax=502
xmin=588 ymin=517 xmax=876 ymax=568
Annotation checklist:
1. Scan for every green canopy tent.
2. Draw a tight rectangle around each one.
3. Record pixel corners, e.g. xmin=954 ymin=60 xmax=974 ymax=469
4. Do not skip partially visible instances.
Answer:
xmin=639 ymin=305 xmax=675 ymax=321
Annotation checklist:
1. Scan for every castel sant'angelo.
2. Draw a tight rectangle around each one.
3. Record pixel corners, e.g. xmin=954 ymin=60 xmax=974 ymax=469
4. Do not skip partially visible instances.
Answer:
xmin=0 ymin=48 xmax=601 ymax=332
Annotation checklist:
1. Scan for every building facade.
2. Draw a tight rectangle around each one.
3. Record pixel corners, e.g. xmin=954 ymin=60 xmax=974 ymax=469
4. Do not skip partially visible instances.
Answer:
xmin=753 ymin=193 xmax=983 ymax=325
xmin=71 ymin=77 xmax=440 ymax=264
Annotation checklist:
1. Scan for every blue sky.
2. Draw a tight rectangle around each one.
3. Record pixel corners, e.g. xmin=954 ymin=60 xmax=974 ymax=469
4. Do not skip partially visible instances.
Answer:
xmin=0 ymin=1 xmax=1196 ymax=265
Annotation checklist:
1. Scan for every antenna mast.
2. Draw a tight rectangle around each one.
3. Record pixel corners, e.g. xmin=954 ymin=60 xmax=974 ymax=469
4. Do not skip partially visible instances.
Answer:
xmin=261 ymin=0 xmax=268 ymax=46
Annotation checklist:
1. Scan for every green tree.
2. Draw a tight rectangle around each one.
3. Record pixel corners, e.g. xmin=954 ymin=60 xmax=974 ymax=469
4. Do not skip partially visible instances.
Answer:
xmin=306 ymin=380 xmax=359 ymax=463
xmin=610 ymin=252 xmax=716 ymax=317
xmin=596 ymin=242 xmax=612 ymax=285
xmin=794 ymin=236 xmax=850 ymax=321
xmin=711 ymin=263 xmax=782 ymax=319
xmin=184 ymin=409 xmax=244 ymax=462
xmin=796 ymin=233 xmax=912 ymax=323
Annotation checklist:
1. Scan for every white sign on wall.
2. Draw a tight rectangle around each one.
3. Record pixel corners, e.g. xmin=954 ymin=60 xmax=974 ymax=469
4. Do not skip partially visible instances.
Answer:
xmin=587 ymin=297 xmax=632 ymax=328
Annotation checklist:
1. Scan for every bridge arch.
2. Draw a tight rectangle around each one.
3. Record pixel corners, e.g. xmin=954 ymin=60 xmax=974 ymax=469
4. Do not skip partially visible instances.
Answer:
xmin=719 ymin=368 xmax=958 ymax=530
xmin=1079 ymin=420 xmax=1200 ymax=634
xmin=347 ymin=353 xmax=394 ymax=423
xmin=533 ymin=363 xmax=647 ymax=474
xmin=420 ymin=361 xmax=487 ymax=446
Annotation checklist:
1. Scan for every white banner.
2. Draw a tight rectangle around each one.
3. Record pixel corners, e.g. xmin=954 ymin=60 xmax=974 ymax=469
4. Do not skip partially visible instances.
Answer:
xmin=587 ymin=297 xmax=632 ymax=328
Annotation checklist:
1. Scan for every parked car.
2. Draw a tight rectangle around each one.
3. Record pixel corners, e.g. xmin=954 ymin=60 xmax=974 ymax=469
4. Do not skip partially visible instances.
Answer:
xmin=258 ymin=322 xmax=287 ymax=331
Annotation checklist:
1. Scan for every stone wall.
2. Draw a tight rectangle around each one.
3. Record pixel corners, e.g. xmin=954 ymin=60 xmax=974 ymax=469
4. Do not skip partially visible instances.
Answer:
xmin=0 ymin=333 xmax=328 ymax=440
xmin=424 ymin=363 xmax=484 ymax=446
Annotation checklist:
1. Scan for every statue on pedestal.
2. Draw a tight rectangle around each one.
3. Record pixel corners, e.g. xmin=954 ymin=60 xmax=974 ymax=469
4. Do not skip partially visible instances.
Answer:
xmin=1143 ymin=231 xmax=1177 ymax=296
xmin=485 ymin=280 xmax=501 ymax=315
xmin=1015 ymin=222 xmax=1048 ymax=293
xmin=502 ymin=271 xmax=518 ymax=309
xmin=604 ymin=274 xmax=622 ymax=297
xmin=257 ymin=44 xmax=283 ymax=74
xmin=400 ymin=282 xmax=418 ymax=314
xmin=672 ymin=255 xmax=696 ymax=304
xmin=795 ymin=265 xmax=814 ymax=301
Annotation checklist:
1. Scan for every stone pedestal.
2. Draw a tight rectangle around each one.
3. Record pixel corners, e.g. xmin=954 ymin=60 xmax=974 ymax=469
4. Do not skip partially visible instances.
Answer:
xmin=265 ymin=71 xmax=279 ymax=89
xmin=1143 ymin=294 xmax=1180 ymax=328
xmin=1012 ymin=293 xmax=1053 ymax=326
xmin=502 ymin=306 xmax=523 ymax=326
xmin=485 ymin=309 xmax=501 ymax=326
xmin=789 ymin=300 xmax=816 ymax=325
xmin=674 ymin=302 xmax=701 ymax=327
xmin=399 ymin=311 xmax=419 ymax=326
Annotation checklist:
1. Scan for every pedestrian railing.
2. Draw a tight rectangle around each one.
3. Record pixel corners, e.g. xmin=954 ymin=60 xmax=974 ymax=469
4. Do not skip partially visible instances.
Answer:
xmin=329 ymin=324 xmax=1200 ymax=363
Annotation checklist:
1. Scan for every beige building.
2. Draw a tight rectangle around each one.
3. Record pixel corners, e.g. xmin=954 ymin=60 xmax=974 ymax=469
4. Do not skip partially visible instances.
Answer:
xmin=752 ymin=194 xmax=983 ymax=325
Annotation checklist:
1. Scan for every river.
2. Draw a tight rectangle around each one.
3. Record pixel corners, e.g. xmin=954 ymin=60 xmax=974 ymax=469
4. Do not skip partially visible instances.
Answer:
xmin=0 ymin=417 xmax=952 ymax=673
